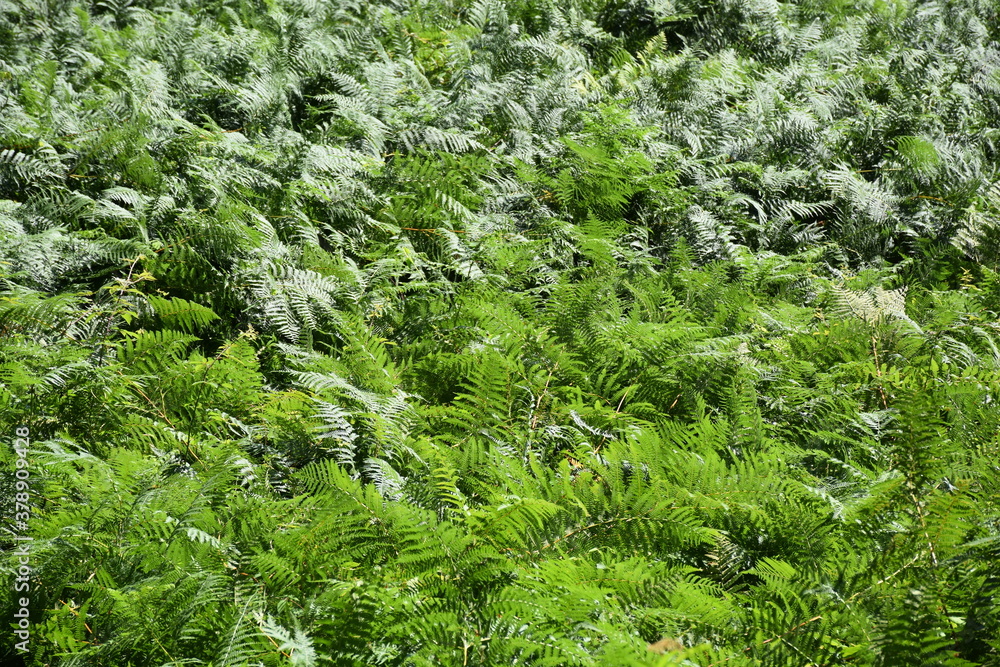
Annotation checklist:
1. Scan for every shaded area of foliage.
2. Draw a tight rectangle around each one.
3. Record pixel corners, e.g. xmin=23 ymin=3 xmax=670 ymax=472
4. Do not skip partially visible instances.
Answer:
xmin=1 ymin=0 xmax=1000 ymax=664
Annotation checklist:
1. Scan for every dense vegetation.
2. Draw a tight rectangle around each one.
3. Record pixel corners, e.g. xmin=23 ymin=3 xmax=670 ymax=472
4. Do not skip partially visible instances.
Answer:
xmin=2 ymin=0 xmax=1000 ymax=663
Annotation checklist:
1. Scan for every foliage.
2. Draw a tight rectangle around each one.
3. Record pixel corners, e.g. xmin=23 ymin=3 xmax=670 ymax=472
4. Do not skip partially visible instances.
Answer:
xmin=2 ymin=0 xmax=1000 ymax=663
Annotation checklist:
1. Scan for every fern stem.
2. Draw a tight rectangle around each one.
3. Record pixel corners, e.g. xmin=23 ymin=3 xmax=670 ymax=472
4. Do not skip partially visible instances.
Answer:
xmin=871 ymin=335 xmax=888 ymax=410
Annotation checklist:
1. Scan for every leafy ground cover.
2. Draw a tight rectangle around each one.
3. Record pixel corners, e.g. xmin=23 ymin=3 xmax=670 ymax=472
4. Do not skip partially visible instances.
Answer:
xmin=2 ymin=0 xmax=1000 ymax=663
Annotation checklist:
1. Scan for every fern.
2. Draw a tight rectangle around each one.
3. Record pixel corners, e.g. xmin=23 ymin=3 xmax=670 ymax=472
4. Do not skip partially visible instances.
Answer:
xmin=3 ymin=0 xmax=1000 ymax=663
